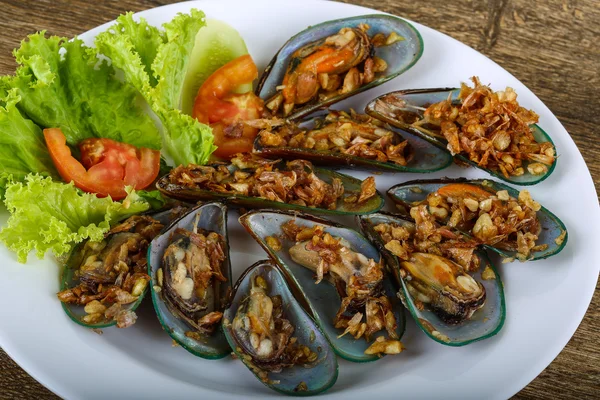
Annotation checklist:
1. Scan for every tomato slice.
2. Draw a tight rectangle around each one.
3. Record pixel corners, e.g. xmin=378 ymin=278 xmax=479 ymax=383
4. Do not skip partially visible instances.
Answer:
xmin=44 ymin=128 xmax=160 ymax=200
xmin=192 ymin=55 xmax=265 ymax=159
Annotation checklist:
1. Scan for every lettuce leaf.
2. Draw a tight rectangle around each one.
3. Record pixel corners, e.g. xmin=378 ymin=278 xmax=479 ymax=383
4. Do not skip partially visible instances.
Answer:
xmin=4 ymin=32 xmax=161 ymax=149
xmin=95 ymin=9 xmax=216 ymax=165
xmin=0 ymin=89 xmax=57 ymax=194
xmin=0 ymin=175 xmax=151 ymax=263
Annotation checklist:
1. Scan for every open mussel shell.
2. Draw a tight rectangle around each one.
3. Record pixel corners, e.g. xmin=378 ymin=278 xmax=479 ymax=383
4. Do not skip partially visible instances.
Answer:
xmin=239 ymin=209 xmax=405 ymax=363
xmin=156 ymin=163 xmax=384 ymax=216
xmin=222 ymin=260 xmax=338 ymax=395
xmin=147 ymin=202 xmax=232 ymax=359
xmin=365 ymin=88 xmax=557 ymax=185
xmin=252 ymin=114 xmax=453 ymax=173
xmin=358 ymin=212 xmax=506 ymax=346
xmin=387 ymin=178 xmax=568 ymax=261
xmin=60 ymin=208 xmax=182 ymax=329
xmin=256 ymin=14 xmax=424 ymax=121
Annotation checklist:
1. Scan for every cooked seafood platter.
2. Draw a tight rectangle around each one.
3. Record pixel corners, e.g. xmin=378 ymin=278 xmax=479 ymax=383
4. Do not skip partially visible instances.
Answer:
xmin=0 ymin=6 xmax=572 ymax=397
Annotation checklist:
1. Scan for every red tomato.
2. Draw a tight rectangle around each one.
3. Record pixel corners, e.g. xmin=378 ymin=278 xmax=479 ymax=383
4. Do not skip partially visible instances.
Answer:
xmin=192 ymin=55 xmax=265 ymax=159
xmin=44 ymin=128 xmax=160 ymax=200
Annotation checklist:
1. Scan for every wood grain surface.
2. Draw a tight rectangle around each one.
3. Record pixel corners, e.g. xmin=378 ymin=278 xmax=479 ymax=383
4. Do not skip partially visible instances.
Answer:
xmin=0 ymin=0 xmax=598 ymax=399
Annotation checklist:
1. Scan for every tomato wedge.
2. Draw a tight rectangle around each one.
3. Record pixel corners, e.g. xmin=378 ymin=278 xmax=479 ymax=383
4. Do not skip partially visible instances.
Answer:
xmin=44 ymin=128 xmax=160 ymax=200
xmin=192 ymin=54 xmax=265 ymax=159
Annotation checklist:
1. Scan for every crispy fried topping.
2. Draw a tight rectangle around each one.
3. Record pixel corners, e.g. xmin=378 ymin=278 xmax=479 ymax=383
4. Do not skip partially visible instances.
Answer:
xmin=267 ymin=25 xmax=396 ymax=117
xmin=285 ymin=221 xmax=402 ymax=355
xmin=56 ymin=216 xmax=164 ymax=327
xmin=168 ymin=153 xmax=375 ymax=210
xmin=419 ymin=183 xmax=542 ymax=259
xmin=258 ymin=110 xmax=413 ymax=166
xmin=414 ymin=77 xmax=555 ymax=178
xmin=375 ymin=207 xmax=481 ymax=272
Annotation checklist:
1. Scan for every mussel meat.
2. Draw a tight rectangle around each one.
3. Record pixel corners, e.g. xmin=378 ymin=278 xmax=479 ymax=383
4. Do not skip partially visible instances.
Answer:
xmin=159 ymin=225 xmax=227 ymax=335
xmin=400 ymin=253 xmax=485 ymax=324
xmin=57 ymin=215 xmax=165 ymax=328
xmin=286 ymin=225 xmax=402 ymax=354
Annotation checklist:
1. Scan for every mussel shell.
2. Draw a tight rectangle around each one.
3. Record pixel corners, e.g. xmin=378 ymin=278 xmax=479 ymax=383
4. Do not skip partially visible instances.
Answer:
xmin=239 ymin=209 xmax=405 ymax=363
xmin=365 ymin=88 xmax=557 ymax=185
xmin=252 ymin=114 xmax=453 ymax=173
xmin=156 ymin=163 xmax=384 ymax=216
xmin=59 ymin=208 xmax=182 ymax=329
xmin=222 ymin=260 xmax=338 ymax=395
xmin=147 ymin=202 xmax=232 ymax=359
xmin=358 ymin=212 xmax=506 ymax=346
xmin=387 ymin=178 xmax=568 ymax=261
xmin=256 ymin=14 xmax=424 ymax=121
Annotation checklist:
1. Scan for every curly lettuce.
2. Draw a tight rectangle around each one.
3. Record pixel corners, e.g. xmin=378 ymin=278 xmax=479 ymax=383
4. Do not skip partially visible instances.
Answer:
xmin=3 ymin=32 xmax=161 ymax=149
xmin=0 ymin=89 xmax=57 ymax=196
xmin=95 ymin=9 xmax=217 ymax=166
xmin=0 ymin=175 xmax=152 ymax=263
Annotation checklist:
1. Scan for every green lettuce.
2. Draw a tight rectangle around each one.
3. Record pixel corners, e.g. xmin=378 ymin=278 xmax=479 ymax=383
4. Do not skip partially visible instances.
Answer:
xmin=0 ymin=89 xmax=57 ymax=195
xmin=95 ymin=10 xmax=216 ymax=166
xmin=0 ymin=175 xmax=151 ymax=263
xmin=3 ymin=32 xmax=161 ymax=149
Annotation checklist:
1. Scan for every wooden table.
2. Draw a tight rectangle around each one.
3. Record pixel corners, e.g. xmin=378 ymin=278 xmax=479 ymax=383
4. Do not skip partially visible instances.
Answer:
xmin=0 ymin=0 xmax=598 ymax=398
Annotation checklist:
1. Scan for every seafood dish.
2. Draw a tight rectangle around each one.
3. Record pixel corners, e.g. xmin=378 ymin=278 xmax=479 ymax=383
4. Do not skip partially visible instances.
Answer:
xmin=253 ymin=110 xmax=453 ymax=172
xmin=239 ymin=209 xmax=405 ymax=362
xmin=366 ymin=78 xmax=557 ymax=185
xmin=256 ymin=15 xmax=423 ymax=120
xmin=157 ymin=153 xmax=384 ymax=215
xmin=58 ymin=214 xmax=169 ymax=329
xmin=0 ymin=5 xmax=571 ymax=397
xmin=223 ymin=260 xmax=337 ymax=395
xmin=359 ymin=211 xmax=505 ymax=345
xmin=148 ymin=203 xmax=233 ymax=358
xmin=387 ymin=178 xmax=568 ymax=261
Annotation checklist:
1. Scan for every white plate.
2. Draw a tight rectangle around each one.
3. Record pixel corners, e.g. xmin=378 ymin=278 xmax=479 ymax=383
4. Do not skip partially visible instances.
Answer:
xmin=1 ymin=0 xmax=598 ymax=399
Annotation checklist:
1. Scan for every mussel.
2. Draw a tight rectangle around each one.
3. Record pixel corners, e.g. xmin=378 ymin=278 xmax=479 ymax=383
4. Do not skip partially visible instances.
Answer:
xmin=57 ymin=209 xmax=182 ymax=329
xmin=148 ymin=202 xmax=232 ymax=359
xmin=359 ymin=212 xmax=505 ymax=346
xmin=387 ymin=178 xmax=568 ymax=261
xmin=239 ymin=209 xmax=405 ymax=362
xmin=157 ymin=153 xmax=384 ymax=215
xmin=365 ymin=81 xmax=557 ymax=185
xmin=252 ymin=110 xmax=453 ymax=173
xmin=222 ymin=260 xmax=338 ymax=395
xmin=256 ymin=14 xmax=424 ymax=120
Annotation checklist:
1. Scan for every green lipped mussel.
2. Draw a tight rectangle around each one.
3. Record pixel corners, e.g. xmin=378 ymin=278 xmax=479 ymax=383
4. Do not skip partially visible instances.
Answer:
xmin=148 ymin=202 xmax=232 ymax=359
xmin=358 ymin=212 xmax=506 ymax=346
xmin=222 ymin=260 xmax=338 ymax=395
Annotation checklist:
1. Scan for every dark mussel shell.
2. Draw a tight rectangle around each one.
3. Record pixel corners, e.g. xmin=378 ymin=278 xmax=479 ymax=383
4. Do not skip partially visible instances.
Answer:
xmin=358 ymin=212 xmax=506 ymax=346
xmin=222 ymin=260 xmax=338 ymax=395
xmin=59 ymin=208 xmax=185 ymax=329
xmin=365 ymin=88 xmax=557 ymax=185
xmin=256 ymin=14 xmax=424 ymax=121
xmin=387 ymin=178 xmax=568 ymax=261
xmin=239 ymin=209 xmax=405 ymax=363
xmin=252 ymin=112 xmax=453 ymax=173
xmin=156 ymin=161 xmax=384 ymax=216
xmin=147 ymin=202 xmax=232 ymax=359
